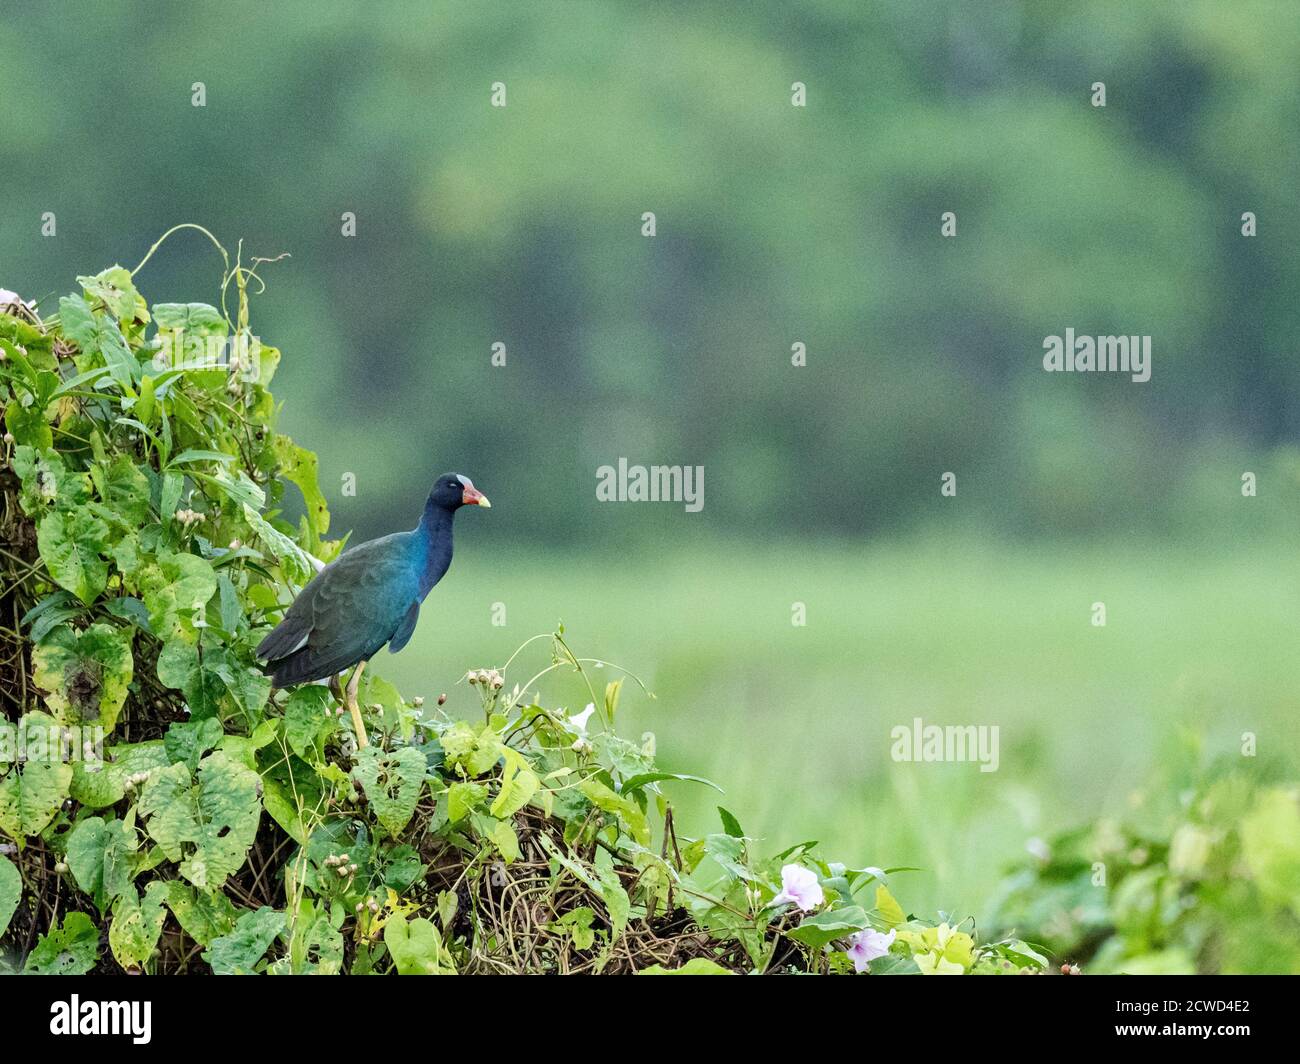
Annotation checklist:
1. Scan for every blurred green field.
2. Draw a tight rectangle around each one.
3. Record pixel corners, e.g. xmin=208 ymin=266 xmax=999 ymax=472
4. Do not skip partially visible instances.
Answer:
xmin=377 ymin=534 xmax=1299 ymax=923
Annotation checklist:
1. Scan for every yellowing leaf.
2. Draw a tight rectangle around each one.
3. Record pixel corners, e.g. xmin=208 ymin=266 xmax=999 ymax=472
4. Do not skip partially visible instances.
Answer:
xmin=875 ymin=884 xmax=906 ymax=929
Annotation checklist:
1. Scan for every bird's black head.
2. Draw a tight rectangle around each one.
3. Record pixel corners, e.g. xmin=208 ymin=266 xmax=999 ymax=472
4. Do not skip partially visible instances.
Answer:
xmin=430 ymin=472 xmax=491 ymax=512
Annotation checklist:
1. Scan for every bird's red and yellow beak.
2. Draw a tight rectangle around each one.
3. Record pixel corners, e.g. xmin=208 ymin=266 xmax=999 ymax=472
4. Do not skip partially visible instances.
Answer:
xmin=462 ymin=484 xmax=491 ymax=508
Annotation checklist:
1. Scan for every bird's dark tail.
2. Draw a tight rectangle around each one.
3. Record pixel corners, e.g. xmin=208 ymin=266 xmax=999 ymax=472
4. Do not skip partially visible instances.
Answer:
xmin=265 ymin=644 xmax=362 ymax=688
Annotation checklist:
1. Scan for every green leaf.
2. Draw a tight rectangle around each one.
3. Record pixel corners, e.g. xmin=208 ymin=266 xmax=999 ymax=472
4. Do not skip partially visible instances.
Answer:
xmin=163 ymin=881 xmax=239 ymax=947
xmin=202 ymin=467 xmax=264 ymax=509
xmin=717 ymin=806 xmax=745 ymax=837
xmin=12 ymin=445 xmax=90 ymax=512
xmin=163 ymin=716 xmax=224 ymax=771
xmin=272 ymin=436 xmax=330 ymax=547
xmin=898 ymin=923 xmax=975 ymax=975
xmin=385 ymin=915 xmax=454 ymax=975
xmin=67 ymin=813 xmax=136 ymax=912
xmin=869 ymin=952 xmax=923 ymax=975
xmin=598 ymin=866 xmax=630 ymax=938
xmin=203 ymin=906 xmax=285 ymax=974
xmin=96 ymin=317 xmax=142 ymax=389
xmin=283 ymin=685 xmax=333 ymax=761
xmin=134 ymin=371 xmax=156 ymax=426
xmin=78 ymin=265 xmax=148 ymax=326
xmin=137 ymin=750 xmax=262 ymax=890
xmin=167 ymin=449 xmax=235 ymax=467
xmin=58 ymin=293 xmax=98 ymax=348
xmin=98 ymin=454 xmax=152 ymax=524
xmin=259 ymin=777 xmax=306 ymax=843
xmin=604 ymin=677 xmax=623 ymax=722
xmin=37 ymin=507 xmax=109 ymax=604
xmin=161 ymin=469 xmax=183 ymax=523
xmin=108 ymin=881 xmax=168 ymax=971
xmin=0 ymin=750 xmax=73 ymax=838
xmin=490 ymin=748 xmax=539 ymax=819
xmin=787 ymin=905 xmax=870 ymax=948
xmin=1241 ymin=788 xmax=1300 ymax=910
xmin=207 ymin=646 xmax=272 ymax=721
xmin=875 ymin=884 xmax=907 ymax=929
xmin=69 ymin=740 xmax=167 ymax=808
xmin=489 ymin=817 xmax=521 ymax=862
xmin=155 ymin=639 xmax=222 ymax=717
xmin=31 ymin=622 xmax=134 ymax=732
xmin=552 ymin=906 xmax=596 ymax=950
xmin=701 ymin=832 xmax=756 ymax=882
xmin=380 ymin=844 xmax=426 ymax=892
xmin=241 ymin=504 xmax=313 ymax=582
xmin=152 ymin=302 xmax=225 ymax=345
xmin=24 ymin=910 xmax=100 ymax=974
xmin=617 ymin=771 xmax=723 ymax=795
xmin=285 ymin=898 xmax=343 ymax=975
xmin=0 ymin=856 xmax=21 ymax=939
xmin=579 ymin=777 xmax=650 ymax=845
xmin=447 ymin=781 xmax=486 ymax=822
xmin=352 ymin=746 xmax=426 ymax=838
xmin=4 ymin=398 xmax=52 ymax=448
xmin=140 ymin=551 xmax=217 ymax=638
xmin=216 ymin=572 xmax=242 ymax=634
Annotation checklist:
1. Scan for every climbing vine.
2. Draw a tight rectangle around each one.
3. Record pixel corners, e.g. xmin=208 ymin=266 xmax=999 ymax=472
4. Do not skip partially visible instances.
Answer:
xmin=0 ymin=239 xmax=1048 ymax=974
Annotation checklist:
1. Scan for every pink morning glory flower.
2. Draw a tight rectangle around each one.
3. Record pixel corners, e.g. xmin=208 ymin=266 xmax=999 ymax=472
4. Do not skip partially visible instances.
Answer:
xmin=846 ymin=928 xmax=896 ymax=972
xmin=771 ymin=864 xmax=824 ymax=912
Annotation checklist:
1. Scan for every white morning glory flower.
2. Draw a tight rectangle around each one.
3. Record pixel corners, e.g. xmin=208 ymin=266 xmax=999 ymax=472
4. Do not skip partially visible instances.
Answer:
xmin=771 ymin=863 xmax=824 ymax=912
xmin=846 ymin=927 xmax=896 ymax=972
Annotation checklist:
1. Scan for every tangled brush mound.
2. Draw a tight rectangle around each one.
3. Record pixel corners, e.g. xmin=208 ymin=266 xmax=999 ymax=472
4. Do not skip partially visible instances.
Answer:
xmin=0 ymin=239 xmax=1049 ymax=974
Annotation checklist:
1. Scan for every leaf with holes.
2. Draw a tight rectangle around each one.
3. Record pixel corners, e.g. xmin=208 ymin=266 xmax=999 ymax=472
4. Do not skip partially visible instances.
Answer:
xmin=137 ymin=750 xmax=261 ymax=890
xmin=23 ymin=911 xmax=100 ymax=974
xmin=108 ymin=881 xmax=168 ymax=971
xmin=352 ymin=746 xmax=426 ymax=838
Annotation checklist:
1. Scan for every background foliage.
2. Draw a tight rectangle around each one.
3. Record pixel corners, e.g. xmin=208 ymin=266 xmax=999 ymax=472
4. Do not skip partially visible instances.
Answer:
xmin=2 ymin=263 xmax=1053 ymax=973
xmin=2 ymin=1 xmax=1297 ymax=964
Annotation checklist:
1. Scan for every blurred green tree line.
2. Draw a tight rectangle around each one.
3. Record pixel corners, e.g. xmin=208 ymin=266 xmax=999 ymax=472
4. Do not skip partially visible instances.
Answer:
xmin=3 ymin=0 xmax=1297 ymax=544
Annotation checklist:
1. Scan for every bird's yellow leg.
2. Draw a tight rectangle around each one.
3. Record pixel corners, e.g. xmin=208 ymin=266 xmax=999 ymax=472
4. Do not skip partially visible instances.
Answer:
xmin=346 ymin=660 xmax=369 ymax=749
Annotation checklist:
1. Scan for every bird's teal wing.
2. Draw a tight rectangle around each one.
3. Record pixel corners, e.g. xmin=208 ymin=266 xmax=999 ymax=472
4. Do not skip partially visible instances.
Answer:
xmin=387 ymin=601 xmax=421 ymax=653
xmin=257 ymin=533 xmax=420 ymax=685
